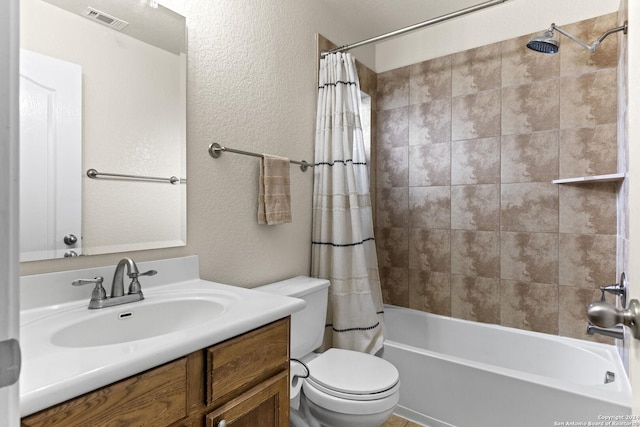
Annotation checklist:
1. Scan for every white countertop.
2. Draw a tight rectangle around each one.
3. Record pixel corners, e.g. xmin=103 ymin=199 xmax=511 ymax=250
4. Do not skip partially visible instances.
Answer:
xmin=19 ymin=256 xmax=305 ymax=416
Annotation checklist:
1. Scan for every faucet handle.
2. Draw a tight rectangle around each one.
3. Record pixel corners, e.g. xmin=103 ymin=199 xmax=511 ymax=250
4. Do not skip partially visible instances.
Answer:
xmin=138 ymin=269 xmax=157 ymax=277
xmin=72 ymin=276 xmax=107 ymax=301
xmin=127 ymin=270 xmax=156 ymax=295
xmin=599 ymin=272 xmax=628 ymax=307
xmin=127 ymin=269 xmax=157 ymax=279
xmin=587 ymin=299 xmax=640 ymax=339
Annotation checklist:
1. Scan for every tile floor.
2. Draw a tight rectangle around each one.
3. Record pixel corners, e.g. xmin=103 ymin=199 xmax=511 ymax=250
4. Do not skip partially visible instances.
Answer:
xmin=381 ymin=414 xmax=424 ymax=427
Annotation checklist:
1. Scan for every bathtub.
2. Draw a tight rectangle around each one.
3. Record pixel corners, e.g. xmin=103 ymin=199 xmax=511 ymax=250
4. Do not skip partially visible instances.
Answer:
xmin=380 ymin=304 xmax=631 ymax=427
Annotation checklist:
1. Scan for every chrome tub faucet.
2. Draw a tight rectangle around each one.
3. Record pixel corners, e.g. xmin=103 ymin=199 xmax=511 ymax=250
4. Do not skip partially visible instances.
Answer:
xmin=586 ymin=323 xmax=624 ymax=340
xmin=72 ymin=257 xmax=157 ymax=309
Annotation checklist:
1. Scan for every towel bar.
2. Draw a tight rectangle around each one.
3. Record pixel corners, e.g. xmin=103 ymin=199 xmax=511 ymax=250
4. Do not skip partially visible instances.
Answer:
xmin=86 ymin=169 xmax=186 ymax=184
xmin=208 ymin=143 xmax=311 ymax=172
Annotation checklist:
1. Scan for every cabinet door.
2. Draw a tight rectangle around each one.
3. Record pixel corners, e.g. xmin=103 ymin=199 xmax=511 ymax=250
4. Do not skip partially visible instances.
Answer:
xmin=206 ymin=371 xmax=289 ymax=427
xmin=207 ymin=318 xmax=289 ymax=407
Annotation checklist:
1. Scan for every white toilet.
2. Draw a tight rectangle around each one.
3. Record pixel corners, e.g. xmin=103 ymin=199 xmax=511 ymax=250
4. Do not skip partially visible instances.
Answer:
xmin=256 ymin=276 xmax=400 ymax=427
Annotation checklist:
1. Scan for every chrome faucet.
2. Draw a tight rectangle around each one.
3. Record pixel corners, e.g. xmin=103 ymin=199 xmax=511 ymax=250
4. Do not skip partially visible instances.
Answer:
xmin=72 ymin=258 xmax=157 ymax=309
xmin=586 ymin=323 xmax=624 ymax=340
xmin=584 ymin=273 xmax=629 ymax=340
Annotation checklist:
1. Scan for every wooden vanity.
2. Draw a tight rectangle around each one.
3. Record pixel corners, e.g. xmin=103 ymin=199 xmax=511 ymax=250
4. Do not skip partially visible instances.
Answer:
xmin=21 ymin=318 xmax=290 ymax=427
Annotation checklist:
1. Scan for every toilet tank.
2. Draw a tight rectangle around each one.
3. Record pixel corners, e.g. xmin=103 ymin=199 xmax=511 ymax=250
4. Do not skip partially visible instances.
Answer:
xmin=255 ymin=276 xmax=330 ymax=359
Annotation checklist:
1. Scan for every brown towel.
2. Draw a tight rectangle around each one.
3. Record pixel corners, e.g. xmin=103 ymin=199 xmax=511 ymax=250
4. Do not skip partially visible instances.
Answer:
xmin=258 ymin=154 xmax=292 ymax=225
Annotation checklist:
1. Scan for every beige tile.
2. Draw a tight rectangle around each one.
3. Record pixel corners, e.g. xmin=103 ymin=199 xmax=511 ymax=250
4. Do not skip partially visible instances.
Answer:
xmin=409 ymin=143 xmax=451 ymax=187
xmin=451 ymin=43 xmax=502 ymax=96
xmin=377 ymin=67 xmax=409 ymax=111
xmin=377 ymin=107 xmax=409 ymax=148
xmin=559 ymin=183 xmax=617 ymax=234
xmin=559 ymin=69 xmax=617 ymax=129
xmin=559 ymin=286 xmax=613 ymax=344
xmin=559 ymin=234 xmax=617 ymax=288
xmin=377 ymin=146 xmax=408 ymax=188
xmin=381 ymin=414 xmax=409 ymax=427
xmin=451 ymin=230 xmax=500 ymax=278
xmin=376 ymin=188 xmax=408 ymax=228
xmin=451 ymin=275 xmax=500 ymax=324
xmin=560 ymin=13 xmax=619 ymax=76
xmin=559 ymin=125 xmax=617 ymax=178
xmin=502 ymin=33 xmax=560 ymax=87
xmin=451 ymin=184 xmax=500 ymax=231
xmin=380 ymin=267 xmax=409 ymax=307
xmin=409 ymin=99 xmax=452 ymax=145
xmin=501 ymin=80 xmax=559 ymax=135
xmin=409 ymin=187 xmax=451 ymax=229
xmin=409 ymin=228 xmax=451 ymax=273
xmin=410 ymin=56 xmax=452 ymax=105
xmin=451 ymin=90 xmax=501 ymax=141
xmin=376 ymin=227 xmax=409 ymax=269
xmin=500 ymin=280 xmax=559 ymax=334
xmin=451 ymin=137 xmax=500 ymax=185
xmin=501 ymin=132 xmax=559 ymax=183
xmin=501 ymin=183 xmax=559 ymax=233
xmin=500 ymin=232 xmax=558 ymax=284
xmin=409 ymin=270 xmax=451 ymax=316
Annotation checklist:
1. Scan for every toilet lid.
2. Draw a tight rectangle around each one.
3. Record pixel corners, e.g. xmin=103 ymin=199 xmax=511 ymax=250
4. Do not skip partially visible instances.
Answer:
xmin=306 ymin=348 xmax=399 ymax=397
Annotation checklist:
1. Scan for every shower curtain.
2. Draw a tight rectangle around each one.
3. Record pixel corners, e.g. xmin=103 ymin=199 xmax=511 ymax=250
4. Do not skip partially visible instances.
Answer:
xmin=312 ymin=52 xmax=384 ymax=355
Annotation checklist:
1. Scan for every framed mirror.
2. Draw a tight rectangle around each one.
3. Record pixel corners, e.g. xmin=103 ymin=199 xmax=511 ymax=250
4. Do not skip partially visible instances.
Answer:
xmin=19 ymin=0 xmax=187 ymax=261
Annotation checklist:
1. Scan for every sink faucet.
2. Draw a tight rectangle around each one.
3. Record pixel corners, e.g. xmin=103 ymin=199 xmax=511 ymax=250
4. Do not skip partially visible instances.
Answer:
xmin=73 ymin=257 xmax=157 ymax=309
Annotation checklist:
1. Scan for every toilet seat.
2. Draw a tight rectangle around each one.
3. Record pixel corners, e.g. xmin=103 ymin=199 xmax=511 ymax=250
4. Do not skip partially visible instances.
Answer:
xmin=302 ymin=348 xmax=400 ymax=415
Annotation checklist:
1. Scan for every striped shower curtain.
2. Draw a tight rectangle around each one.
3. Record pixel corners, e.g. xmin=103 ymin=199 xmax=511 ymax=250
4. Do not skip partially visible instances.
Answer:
xmin=312 ymin=52 xmax=384 ymax=355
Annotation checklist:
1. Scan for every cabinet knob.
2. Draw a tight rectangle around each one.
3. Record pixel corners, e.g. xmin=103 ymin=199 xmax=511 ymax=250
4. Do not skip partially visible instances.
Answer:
xmin=217 ymin=420 xmax=227 ymax=427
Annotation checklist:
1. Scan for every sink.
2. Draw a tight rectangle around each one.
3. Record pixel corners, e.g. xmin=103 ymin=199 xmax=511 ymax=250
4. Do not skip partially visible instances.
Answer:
xmin=50 ymin=296 xmax=226 ymax=347
xmin=19 ymin=255 xmax=307 ymax=417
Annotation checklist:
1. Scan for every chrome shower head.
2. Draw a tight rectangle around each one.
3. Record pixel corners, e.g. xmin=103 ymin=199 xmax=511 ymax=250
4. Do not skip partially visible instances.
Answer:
xmin=527 ymin=21 xmax=628 ymax=54
xmin=526 ymin=30 xmax=559 ymax=54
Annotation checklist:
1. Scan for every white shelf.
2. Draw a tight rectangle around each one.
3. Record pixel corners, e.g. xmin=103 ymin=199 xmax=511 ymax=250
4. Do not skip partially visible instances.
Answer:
xmin=552 ymin=173 xmax=625 ymax=184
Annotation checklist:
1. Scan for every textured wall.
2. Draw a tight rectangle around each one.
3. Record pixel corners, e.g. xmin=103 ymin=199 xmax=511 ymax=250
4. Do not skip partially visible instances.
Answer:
xmin=19 ymin=0 xmax=374 ymax=287
xmin=375 ymin=13 xmax=621 ymax=342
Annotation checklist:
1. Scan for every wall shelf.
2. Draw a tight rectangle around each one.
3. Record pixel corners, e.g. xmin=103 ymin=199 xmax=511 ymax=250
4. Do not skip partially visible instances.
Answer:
xmin=552 ymin=173 xmax=625 ymax=184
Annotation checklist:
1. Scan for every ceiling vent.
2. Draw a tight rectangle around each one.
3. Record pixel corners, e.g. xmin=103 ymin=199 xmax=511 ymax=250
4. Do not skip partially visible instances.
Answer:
xmin=82 ymin=7 xmax=129 ymax=31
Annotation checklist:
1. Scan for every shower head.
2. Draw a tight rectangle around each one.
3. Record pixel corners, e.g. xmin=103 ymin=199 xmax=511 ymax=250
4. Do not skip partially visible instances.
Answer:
xmin=526 ymin=21 xmax=628 ymax=54
xmin=526 ymin=30 xmax=558 ymax=54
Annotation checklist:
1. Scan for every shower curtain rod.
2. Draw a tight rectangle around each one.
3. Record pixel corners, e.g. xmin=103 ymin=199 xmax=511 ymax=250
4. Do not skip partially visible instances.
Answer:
xmin=321 ymin=0 xmax=509 ymax=56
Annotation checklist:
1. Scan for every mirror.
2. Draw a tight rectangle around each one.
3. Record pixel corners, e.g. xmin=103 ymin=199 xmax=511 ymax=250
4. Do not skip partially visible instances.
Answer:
xmin=19 ymin=0 xmax=187 ymax=261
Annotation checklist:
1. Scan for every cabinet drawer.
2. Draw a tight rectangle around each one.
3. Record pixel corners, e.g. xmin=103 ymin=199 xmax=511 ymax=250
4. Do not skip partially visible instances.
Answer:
xmin=207 ymin=318 xmax=289 ymax=407
xmin=22 ymin=357 xmax=188 ymax=427
xmin=206 ymin=371 xmax=289 ymax=427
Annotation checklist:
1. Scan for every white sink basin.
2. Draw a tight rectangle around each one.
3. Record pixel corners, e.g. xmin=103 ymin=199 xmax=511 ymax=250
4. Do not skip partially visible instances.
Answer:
xmin=50 ymin=296 xmax=227 ymax=347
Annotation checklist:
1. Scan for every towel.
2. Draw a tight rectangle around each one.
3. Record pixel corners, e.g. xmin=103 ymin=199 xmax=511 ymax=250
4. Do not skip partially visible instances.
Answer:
xmin=258 ymin=154 xmax=292 ymax=225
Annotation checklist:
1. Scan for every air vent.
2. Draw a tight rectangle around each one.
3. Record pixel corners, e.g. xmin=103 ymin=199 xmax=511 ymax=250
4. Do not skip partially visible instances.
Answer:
xmin=82 ymin=7 xmax=129 ymax=31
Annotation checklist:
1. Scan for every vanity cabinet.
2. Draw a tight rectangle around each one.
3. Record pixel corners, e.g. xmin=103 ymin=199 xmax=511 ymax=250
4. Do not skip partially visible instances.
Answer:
xmin=22 ymin=318 xmax=290 ymax=427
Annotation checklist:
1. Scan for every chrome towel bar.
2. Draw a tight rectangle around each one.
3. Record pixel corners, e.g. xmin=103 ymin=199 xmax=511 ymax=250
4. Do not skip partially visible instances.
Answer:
xmin=208 ymin=143 xmax=311 ymax=172
xmin=86 ymin=169 xmax=186 ymax=184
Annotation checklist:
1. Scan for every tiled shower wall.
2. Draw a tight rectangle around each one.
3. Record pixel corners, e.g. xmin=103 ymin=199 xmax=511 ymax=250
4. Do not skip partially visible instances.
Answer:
xmin=374 ymin=13 xmax=621 ymax=342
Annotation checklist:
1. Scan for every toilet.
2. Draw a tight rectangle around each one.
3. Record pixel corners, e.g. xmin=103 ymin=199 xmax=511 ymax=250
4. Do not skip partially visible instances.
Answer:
xmin=256 ymin=276 xmax=400 ymax=427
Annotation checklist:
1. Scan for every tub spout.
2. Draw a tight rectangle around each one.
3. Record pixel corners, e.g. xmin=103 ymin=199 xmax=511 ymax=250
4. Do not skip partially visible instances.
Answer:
xmin=586 ymin=323 xmax=624 ymax=340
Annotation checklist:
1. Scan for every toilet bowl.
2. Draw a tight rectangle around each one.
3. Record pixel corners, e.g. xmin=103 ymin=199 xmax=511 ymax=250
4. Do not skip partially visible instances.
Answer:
xmin=301 ymin=348 xmax=399 ymax=427
xmin=256 ymin=276 xmax=400 ymax=427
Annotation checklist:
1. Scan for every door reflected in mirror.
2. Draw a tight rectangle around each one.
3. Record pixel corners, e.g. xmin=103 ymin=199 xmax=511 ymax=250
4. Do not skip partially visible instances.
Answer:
xmin=19 ymin=0 xmax=187 ymax=261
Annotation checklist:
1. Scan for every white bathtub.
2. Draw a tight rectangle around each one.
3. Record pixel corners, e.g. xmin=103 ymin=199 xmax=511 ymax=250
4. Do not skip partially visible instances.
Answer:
xmin=380 ymin=304 xmax=631 ymax=427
